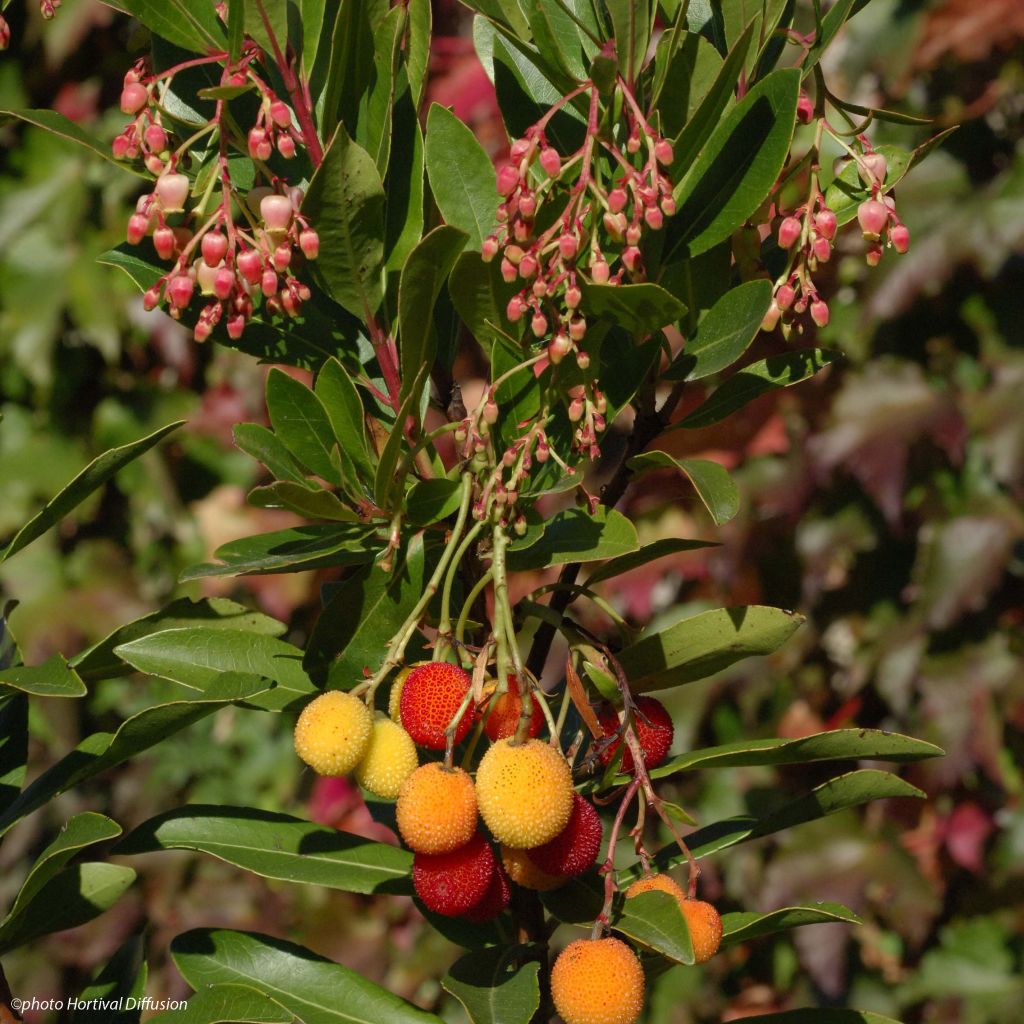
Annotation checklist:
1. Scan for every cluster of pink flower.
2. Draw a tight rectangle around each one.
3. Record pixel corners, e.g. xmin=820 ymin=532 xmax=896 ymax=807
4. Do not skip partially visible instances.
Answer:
xmin=247 ymin=97 xmax=301 ymax=161
xmin=852 ymin=151 xmax=910 ymax=266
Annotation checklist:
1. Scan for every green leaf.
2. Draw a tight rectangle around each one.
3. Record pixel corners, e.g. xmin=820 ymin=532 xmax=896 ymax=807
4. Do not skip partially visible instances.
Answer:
xmin=0 ymin=696 xmax=27 ymax=816
xmin=385 ymin=91 xmax=426 ymax=270
xmin=667 ymin=68 xmax=799 ymax=259
xmin=674 ymin=349 xmax=838 ymax=430
xmin=0 ymin=654 xmax=86 ymax=698
xmin=448 ymin=253 xmax=519 ymax=353
xmin=524 ymin=0 xmax=597 ymax=81
xmin=172 ymin=929 xmax=446 ymax=1023
xmin=721 ymin=902 xmax=861 ymax=949
xmin=628 ymin=453 xmax=739 ymax=525
xmin=0 ymin=862 xmax=136 ymax=955
xmin=425 ymin=104 xmax=498 ymax=251
xmin=507 ymin=508 xmax=639 ymax=571
xmin=111 ymin=0 xmax=226 ymax=53
xmin=584 ymin=538 xmax=717 ymax=585
xmin=314 ymin=358 xmax=376 ymax=484
xmin=116 ymin=806 xmax=413 ymax=895
xmin=358 ymin=5 xmax=405 ymax=175
xmin=407 ymin=0 xmax=432 ymax=111
xmin=72 ymin=934 xmax=148 ymax=1023
xmin=650 ymin=729 xmax=944 ymax=780
xmin=579 ymin=281 xmax=686 ymax=336
xmin=399 ymin=225 xmax=469 ymax=402
xmin=617 ymin=605 xmax=803 ymax=692
xmin=654 ymin=31 xmax=725 ymax=139
xmin=1 ymin=420 xmax=183 ymax=563
xmin=303 ymin=125 xmax=386 ymax=319
xmin=71 ymin=597 xmax=286 ymax=683
xmin=226 ymin=0 xmax=245 ymax=62
xmin=248 ymin=482 xmax=359 ymax=522
xmin=613 ymin=890 xmax=695 ymax=965
xmin=373 ymin=374 xmax=426 ymax=511
xmin=181 ymin=524 xmax=376 ymax=580
xmin=664 ymin=280 xmax=773 ymax=381
xmin=725 ymin=1013 xmax=903 ymax=1024
xmin=800 ymin=0 xmax=857 ymax=72
xmin=113 ymin=630 xmax=315 ymax=712
xmin=266 ymin=368 xmax=344 ymax=486
xmin=0 ymin=674 xmax=270 ymax=837
xmin=0 ymin=108 xmax=144 ymax=172
xmin=607 ymin=0 xmax=651 ymax=83
xmin=233 ymin=423 xmax=311 ymax=485
xmin=442 ymin=946 xmax=542 ymax=1024
xmin=406 ymin=478 xmax=464 ymax=526
xmin=149 ymin=984 xmax=296 ymax=1024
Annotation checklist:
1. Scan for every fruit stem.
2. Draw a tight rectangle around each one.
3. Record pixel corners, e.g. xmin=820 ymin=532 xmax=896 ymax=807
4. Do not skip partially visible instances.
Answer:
xmin=436 ymin=516 xmax=488 ymax=664
xmin=454 ymin=568 xmax=493 ymax=648
xmin=592 ymin=776 xmax=641 ymax=939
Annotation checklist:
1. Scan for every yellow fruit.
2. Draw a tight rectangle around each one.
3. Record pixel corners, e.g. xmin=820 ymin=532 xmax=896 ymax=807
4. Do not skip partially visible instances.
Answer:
xmin=355 ymin=714 xmax=419 ymax=799
xmin=293 ymin=690 xmax=373 ymax=776
xmin=550 ymin=937 xmax=644 ymax=1024
xmin=388 ymin=665 xmax=415 ymax=723
xmin=500 ymin=845 xmax=564 ymax=891
xmin=625 ymin=873 xmax=722 ymax=964
xmin=476 ymin=738 xmax=573 ymax=848
xmin=395 ymin=762 xmax=478 ymax=854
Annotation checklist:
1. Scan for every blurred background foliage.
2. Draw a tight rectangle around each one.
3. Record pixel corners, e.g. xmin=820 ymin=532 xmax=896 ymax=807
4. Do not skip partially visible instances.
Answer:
xmin=0 ymin=0 xmax=1021 ymax=1021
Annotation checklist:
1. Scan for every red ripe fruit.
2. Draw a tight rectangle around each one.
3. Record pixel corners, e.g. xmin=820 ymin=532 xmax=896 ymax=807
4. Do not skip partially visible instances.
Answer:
xmin=483 ymin=676 xmax=544 ymax=742
xmin=400 ymin=662 xmax=474 ymax=750
xmin=597 ymin=696 xmax=674 ymax=772
xmin=464 ymin=861 xmax=512 ymax=922
xmin=413 ymin=832 xmax=495 ymax=917
xmin=528 ymin=794 xmax=602 ymax=877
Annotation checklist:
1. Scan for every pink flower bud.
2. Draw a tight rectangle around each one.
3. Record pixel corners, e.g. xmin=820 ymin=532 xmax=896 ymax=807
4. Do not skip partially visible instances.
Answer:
xmin=513 ymin=220 xmax=531 ymax=242
xmin=505 ymin=244 xmax=524 ymax=265
xmin=112 ymin=134 xmax=133 ymax=160
xmin=144 ymin=154 xmax=165 ymax=175
xmin=214 ymin=266 xmax=235 ymax=300
xmin=269 ymin=100 xmax=291 ymax=128
xmin=565 ymin=285 xmax=581 ymax=309
xmin=481 ymin=236 xmax=499 ymax=262
xmin=144 ymin=123 xmax=168 ymax=152
xmin=496 ymin=164 xmax=520 ymax=196
xmin=558 ymin=233 xmax=578 ymax=260
xmin=531 ymin=311 xmax=548 ymax=337
xmin=261 ymin=194 xmax=293 ymax=232
xmin=518 ymin=192 xmax=537 ymax=219
xmin=277 ymin=134 xmax=297 ymax=159
xmin=500 ymin=257 xmax=517 ymax=283
xmin=761 ymin=299 xmax=781 ymax=332
xmin=857 ymin=198 xmax=889 ymax=238
xmin=261 ymin=269 xmax=279 ymax=296
xmin=812 ymin=236 xmax=831 ymax=262
xmin=120 ymin=82 xmax=149 ymax=115
xmin=607 ymin=187 xmax=628 ymax=214
xmin=299 ymin=228 xmax=319 ymax=260
xmin=483 ymin=399 xmax=499 ymax=425
xmin=196 ymin=260 xmax=219 ymax=295
xmin=142 ymin=285 xmax=161 ymax=311
xmin=810 ymin=299 xmax=829 ymax=327
xmin=539 ymin=147 xmax=561 ymax=177
xmin=273 ymin=243 xmax=292 ymax=272
xmin=644 ymin=206 xmax=663 ymax=230
xmin=626 ymin=132 xmax=641 ymax=154
xmin=532 ymin=278 xmax=548 ymax=298
xmin=548 ymin=333 xmax=572 ymax=364
xmin=506 ymin=295 xmax=526 ymax=322
xmin=536 ymin=440 xmax=549 ymax=462
xmin=591 ymin=259 xmax=610 ymax=284
xmin=509 ymin=137 xmax=531 ymax=162
xmin=155 ymin=172 xmax=189 ymax=213
xmin=576 ymin=347 xmax=591 ymax=370
xmin=168 ymin=275 xmax=194 ymax=308
xmin=519 ymin=253 xmax=538 ymax=278
xmin=603 ymin=211 xmax=627 ymax=240
xmin=796 ymin=93 xmax=814 ymax=125
xmin=0 ymin=15 xmax=10 ymax=50
xmin=227 ymin=314 xmax=246 ymax=339
xmin=622 ymin=246 xmax=641 ymax=273
xmin=194 ymin=319 xmax=213 ymax=342
xmin=654 ymin=139 xmax=673 ymax=165
xmin=814 ymin=208 xmax=837 ymax=240
xmin=860 ymin=152 xmax=887 ymax=186
xmin=201 ymin=232 xmax=228 ymax=266
xmin=778 ymin=216 xmax=802 ymax=249
xmin=569 ymin=317 xmax=586 ymax=342
xmin=248 ymin=127 xmax=267 ymax=160
xmin=568 ymin=397 xmax=585 ymax=421
xmin=776 ymin=283 xmax=795 ymax=310
xmin=865 ymin=243 xmax=883 ymax=267
xmin=153 ymin=226 xmax=176 ymax=260
xmin=237 ymin=248 xmax=262 ymax=284
xmin=126 ymin=212 xmax=150 ymax=245
xmin=660 ymin=194 xmax=676 ymax=217
xmin=889 ymin=223 xmax=910 ymax=253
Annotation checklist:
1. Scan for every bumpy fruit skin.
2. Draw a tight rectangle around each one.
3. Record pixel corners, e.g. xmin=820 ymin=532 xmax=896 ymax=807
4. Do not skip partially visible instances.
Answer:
xmin=625 ymin=874 xmax=722 ymax=963
xmin=483 ymin=676 xmax=544 ymax=741
xmin=464 ymin=862 xmax=512 ymax=922
xmin=354 ymin=714 xmax=418 ymax=799
xmin=597 ymin=696 xmax=674 ymax=772
xmin=400 ymin=661 xmax=474 ymax=750
xmin=388 ymin=665 xmax=415 ymax=723
xmin=528 ymin=794 xmax=602 ymax=877
xmin=395 ymin=763 xmax=477 ymax=854
xmin=476 ymin=738 xmax=574 ymax=848
xmin=550 ymin=937 xmax=644 ymax=1024
xmin=501 ymin=845 xmax=564 ymax=891
xmin=293 ymin=691 xmax=373 ymax=776
xmin=413 ymin=832 xmax=495 ymax=916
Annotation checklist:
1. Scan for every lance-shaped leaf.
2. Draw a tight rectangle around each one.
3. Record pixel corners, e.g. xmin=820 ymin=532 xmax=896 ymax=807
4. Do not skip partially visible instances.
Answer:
xmin=232 ymin=423 xmax=311 ymax=485
xmin=508 ymin=508 xmax=639 ymax=571
xmin=585 ymin=538 xmax=717 ymax=586
xmin=72 ymin=934 xmax=148 ymax=1023
xmin=0 ymin=674 xmax=270 ymax=837
xmin=116 ymin=806 xmax=412 ymax=895
xmin=406 ymin=479 xmax=464 ymax=527
xmin=579 ymin=281 xmax=686 ymax=337
xmin=172 ymin=929 xmax=446 ymax=1023
xmin=0 ymin=695 xmax=27 ymax=816
xmin=0 ymin=654 xmax=86 ymax=698
xmin=0 ymin=109 xmax=145 ymax=172
xmin=303 ymin=125 xmax=386 ymax=319
xmin=373 ymin=370 xmax=427 ymax=511
xmin=612 ymin=890 xmax=695 ymax=965
xmin=617 ymin=606 xmax=803 ymax=692
xmin=442 ymin=945 xmax=542 ymax=1024
xmin=650 ymin=729 xmax=944 ymax=780
xmin=108 ymin=0 xmax=226 ymax=53
xmin=314 ymin=358 xmax=376 ymax=485
xmin=113 ymin=629 xmax=315 ymax=712
xmin=150 ymin=983 xmax=296 ymax=1024
xmin=664 ymin=279 xmax=773 ymax=381
xmin=628 ymin=452 xmax=739 ymax=525
xmin=721 ymin=902 xmax=861 ymax=949
xmin=448 ymin=253 xmax=519 ymax=353
xmin=673 ymin=349 xmax=839 ymax=431
xmin=248 ymin=482 xmax=360 ymax=522
xmin=1 ymin=420 xmax=183 ymax=563
xmin=265 ymin=368 xmax=344 ymax=486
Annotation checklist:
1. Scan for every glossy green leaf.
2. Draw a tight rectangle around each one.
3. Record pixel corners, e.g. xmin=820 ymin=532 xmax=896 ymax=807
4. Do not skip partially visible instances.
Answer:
xmin=580 ymin=281 xmax=686 ymax=336
xmin=72 ymin=934 xmax=148 ymax=1023
xmin=358 ymin=5 xmax=404 ymax=175
xmin=721 ymin=902 xmax=861 ymax=949
xmin=180 ymin=524 xmax=376 ymax=580
xmin=524 ymin=0 xmax=597 ymax=81
xmin=232 ymin=423 xmax=313 ymax=485
xmin=314 ymin=358 xmax=376 ymax=484
xmin=607 ymin=0 xmax=651 ymax=84
xmin=442 ymin=946 xmax=542 ymax=1024
xmin=726 ymin=1013 xmax=903 ymax=1024
xmin=650 ymin=729 xmax=944 ymax=780
xmin=407 ymin=0 xmax=432 ymax=110
xmin=266 ymin=368 xmax=343 ymax=486
xmin=0 ymin=675 xmax=270 ymax=837
xmin=406 ymin=478 xmax=464 ymax=526
xmin=71 ymin=597 xmax=285 ymax=682
xmin=613 ymin=891 xmax=695 ymax=965
xmin=248 ymin=482 xmax=359 ymax=522
xmin=113 ymin=0 xmax=226 ymax=53
xmin=584 ymin=539 xmax=717 ymax=585
xmin=668 ymin=68 xmax=799 ymax=259
xmin=0 ymin=696 xmax=27 ymax=816
xmin=113 ymin=630 xmax=315 ymax=712
xmin=653 ymin=31 xmax=724 ymax=139
xmin=1 ymin=420 xmax=183 ymax=563
xmin=617 ymin=605 xmax=803 ymax=692
xmin=0 ymin=108 xmax=144 ymax=172
xmin=149 ymin=984 xmax=296 ymax=1024
xmin=302 ymin=124 xmax=386 ymax=319
xmin=508 ymin=508 xmax=639 ymax=571
xmin=399 ymin=225 xmax=469 ymax=402
xmin=800 ymin=0 xmax=857 ymax=72
xmin=172 ymin=929 xmax=446 ymax=1023
xmin=0 ymin=654 xmax=86 ymax=698
xmin=448 ymin=253 xmax=519 ymax=354
xmin=384 ymin=89 xmax=426 ymax=270
xmin=117 ymin=806 xmax=413 ymax=895
xmin=628 ymin=452 xmax=739 ymax=525
xmin=665 ymin=279 xmax=773 ymax=381
xmin=674 ymin=349 xmax=838 ymax=430
xmin=425 ymin=104 xmax=498 ymax=251
xmin=373 ymin=374 xmax=426 ymax=511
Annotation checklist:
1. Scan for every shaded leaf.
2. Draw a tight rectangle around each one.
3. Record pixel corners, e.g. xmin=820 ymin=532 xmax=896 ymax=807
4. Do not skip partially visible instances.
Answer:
xmin=613 ymin=890 xmax=695 ymax=965
xmin=0 ymin=108 xmax=144 ymax=172
xmin=628 ymin=452 xmax=739 ymax=525
xmin=232 ymin=423 xmax=311 ymax=485
xmin=72 ymin=934 xmax=148 ymax=1024
xmin=266 ymin=368 xmax=343 ymax=486
xmin=449 ymin=253 xmax=519 ymax=354
xmin=720 ymin=902 xmax=861 ymax=949
xmin=584 ymin=539 xmax=717 ymax=585
xmin=580 ymin=281 xmax=686 ymax=336
xmin=314 ymin=357 xmax=376 ymax=484
xmin=442 ymin=946 xmax=541 ymax=1024
xmin=248 ymin=482 xmax=360 ymax=522
xmin=110 ymin=0 xmax=226 ymax=53
xmin=149 ymin=984 xmax=296 ymax=1024
xmin=0 ymin=654 xmax=86 ymax=698
xmin=507 ymin=508 xmax=639 ymax=571
xmin=0 ymin=696 xmax=27 ymax=816
xmin=406 ymin=478 xmax=464 ymax=527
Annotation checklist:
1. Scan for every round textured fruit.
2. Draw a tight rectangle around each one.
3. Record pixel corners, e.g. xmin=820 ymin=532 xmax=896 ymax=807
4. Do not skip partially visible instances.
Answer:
xmin=597 ymin=696 xmax=674 ymax=772
xmin=528 ymin=794 xmax=602 ymax=877
xmin=293 ymin=690 xmax=373 ymax=776
xmin=476 ymin=738 xmax=574 ymax=848
xmin=464 ymin=861 xmax=511 ymax=922
xmin=395 ymin=762 xmax=477 ymax=854
xmin=413 ymin=832 xmax=495 ymax=916
xmin=550 ymin=937 xmax=644 ymax=1024
xmin=501 ymin=845 xmax=564 ymax=891
xmin=625 ymin=874 xmax=722 ymax=963
xmin=354 ymin=714 xmax=418 ymax=799
xmin=400 ymin=661 xmax=474 ymax=750
xmin=388 ymin=664 xmax=419 ymax=723
xmin=483 ymin=676 xmax=544 ymax=741
xmin=624 ymin=872 xmax=686 ymax=902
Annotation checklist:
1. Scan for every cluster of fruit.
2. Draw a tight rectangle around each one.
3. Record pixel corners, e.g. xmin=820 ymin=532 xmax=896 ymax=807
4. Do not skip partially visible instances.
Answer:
xmin=293 ymin=662 xmax=721 ymax=1024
